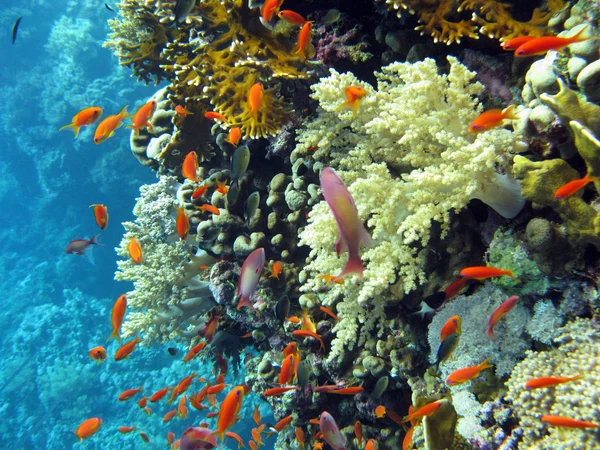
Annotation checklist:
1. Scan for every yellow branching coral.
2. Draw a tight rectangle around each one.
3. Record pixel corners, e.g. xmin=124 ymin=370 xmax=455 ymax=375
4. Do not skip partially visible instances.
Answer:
xmin=381 ymin=0 xmax=568 ymax=44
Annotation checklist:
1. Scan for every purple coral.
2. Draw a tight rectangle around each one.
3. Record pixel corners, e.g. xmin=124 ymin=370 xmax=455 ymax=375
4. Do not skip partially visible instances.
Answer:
xmin=313 ymin=23 xmax=364 ymax=66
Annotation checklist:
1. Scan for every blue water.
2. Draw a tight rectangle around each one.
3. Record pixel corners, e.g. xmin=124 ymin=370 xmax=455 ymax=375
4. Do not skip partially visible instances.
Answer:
xmin=0 ymin=3 xmax=271 ymax=449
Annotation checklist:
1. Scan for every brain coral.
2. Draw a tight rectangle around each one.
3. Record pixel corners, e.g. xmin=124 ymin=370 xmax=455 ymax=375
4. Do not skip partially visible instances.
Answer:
xmin=506 ymin=318 xmax=600 ymax=450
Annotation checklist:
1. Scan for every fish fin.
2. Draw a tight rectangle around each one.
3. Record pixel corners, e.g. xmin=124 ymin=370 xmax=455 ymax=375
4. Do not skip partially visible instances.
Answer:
xmin=59 ymin=123 xmax=80 ymax=138
xmin=335 ymin=234 xmax=348 ymax=255
xmin=118 ymin=105 xmax=130 ymax=118
xmin=90 ymin=234 xmax=102 ymax=246
xmin=486 ymin=325 xmax=495 ymax=339
xmin=146 ymin=122 xmax=153 ymax=132
xmin=569 ymin=24 xmax=593 ymax=43
xmin=336 ymin=101 xmax=351 ymax=113
xmin=106 ymin=329 xmax=122 ymax=345
xmin=352 ymin=99 xmax=361 ymax=118
xmin=359 ymin=222 xmax=372 ymax=247
xmin=502 ymin=104 xmax=519 ymax=120
xmin=480 ymin=358 xmax=493 ymax=370
xmin=236 ymin=295 xmax=254 ymax=310
xmin=338 ymin=250 xmax=364 ymax=279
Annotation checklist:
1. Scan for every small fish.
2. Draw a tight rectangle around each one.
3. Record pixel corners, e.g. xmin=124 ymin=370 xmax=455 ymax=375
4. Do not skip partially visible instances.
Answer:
xmin=114 ymin=335 xmax=142 ymax=361
xmin=105 ymin=3 xmax=115 ymax=13
xmin=468 ymin=105 xmax=518 ymax=132
xmin=440 ymin=315 xmax=461 ymax=342
xmin=216 ymin=373 xmax=225 ymax=384
xmin=320 ymin=412 xmax=345 ymax=450
xmin=372 ymin=375 xmax=388 ymax=400
xmin=118 ymin=387 xmax=143 ymax=401
xmin=248 ymin=83 xmax=264 ymax=120
xmin=143 ymin=407 xmax=152 ymax=415
xmin=270 ymin=261 xmax=282 ymax=279
xmin=321 ymin=167 xmax=372 ymax=279
xmin=128 ymin=238 xmax=143 ymax=264
xmin=541 ymin=415 xmax=600 ymax=428
xmin=295 ymin=427 xmax=305 ymax=447
xmin=336 ymin=86 xmax=367 ymax=117
xmin=198 ymin=313 xmax=221 ymax=343
xmin=231 ymin=145 xmax=250 ymax=188
xmin=275 ymin=295 xmax=290 ymax=328
xmin=249 ymin=441 xmax=258 ymax=450
xmin=12 ymin=17 xmax=22 ymax=44
xmin=301 ymin=310 xmax=316 ymax=333
xmin=434 ymin=333 xmax=460 ymax=370
xmin=274 ymin=414 xmax=293 ymax=431
xmin=501 ymin=36 xmax=535 ymax=51
xmin=236 ymin=248 xmax=265 ymax=310
xmin=88 ymin=346 xmax=107 ymax=363
xmin=205 ymin=111 xmax=227 ymax=122
xmin=163 ymin=410 xmax=177 ymax=423
xmin=524 ymin=374 xmax=583 ymax=390
xmin=327 ymin=386 xmax=364 ymax=395
xmin=321 ymin=9 xmax=341 ymax=25
xmin=177 ymin=395 xmax=188 ymax=418
xmin=554 ymin=173 xmax=597 ymax=199
xmin=150 ymin=387 xmax=171 ymax=403
xmin=169 ymin=0 xmax=196 ymax=28
xmin=94 ymin=106 xmax=130 ymax=144
xmin=107 ymin=294 xmax=127 ymax=344
xmin=89 ymin=204 xmax=109 ymax=230
xmin=183 ymin=341 xmax=206 ymax=362
xmin=446 ymin=358 xmax=493 ymax=385
xmin=127 ymin=100 xmax=156 ymax=135
xmin=73 ymin=417 xmax=102 ymax=442
xmin=216 ymin=179 xmax=229 ymax=195
xmin=174 ymin=205 xmax=190 ymax=240
xmin=59 ymin=106 xmax=103 ymax=138
xmin=292 ymin=330 xmax=325 ymax=350
xmin=226 ymin=431 xmax=245 ymax=448
xmin=140 ymin=431 xmax=151 ymax=443
xmin=443 ymin=277 xmax=469 ymax=302
xmin=278 ymin=354 xmax=295 ymax=384
xmin=459 ymin=266 xmax=516 ymax=281
xmin=287 ymin=316 xmax=301 ymax=324
xmin=182 ymin=427 xmax=217 ymax=449
xmin=320 ymin=305 xmax=340 ymax=321
xmin=252 ymin=426 xmax=265 ymax=447
xmin=244 ymin=192 xmax=260 ymax=224
xmin=212 ymin=386 xmax=246 ymax=441
xmin=354 ymin=420 xmax=363 ymax=447
xmin=278 ymin=10 xmax=307 ymax=26
xmin=118 ymin=426 xmax=136 ymax=433
xmin=168 ymin=347 xmax=179 ymax=356
xmin=296 ymin=21 xmax=312 ymax=58
xmin=207 ymin=384 xmax=229 ymax=395
xmin=191 ymin=184 xmax=208 ymax=200
xmin=260 ymin=0 xmax=284 ymax=27
xmin=263 ymin=386 xmax=298 ymax=397
xmin=226 ymin=127 xmax=242 ymax=147
xmin=317 ymin=274 xmax=344 ymax=285
xmin=253 ymin=405 xmax=261 ymax=426
xmin=515 ymin=26 xmax=593 ymax=56
xmin=227 ymin=182 xmax=240 ymax=206
xmin=402 ymin=427 xmax=414 ymax=450
xmin=172 ymin=373 xmax=197 ymax=399
xmin=175 ymin=105 xmax=192 ymax=116
xmin=487 ymin=295 xmax=519 ymax=338
xmin=402 ymin=400 xmax=443 ymax=423
xmin=137 ymin=396 xmax=148 ymax=408
xmin=182 ymin=151 xmax=199 ymax=182
xmin=375 ymin=405 xmax=386 ymax=418
xmin=365 ymin=439 xmax=377 ymax=450
xmin=197 ymin=204 xmax=220 ymax=215
xmin=66 ymin=234 xmax=101 ymax=255
xmin=167 ymin=432 xmax=175 ymax=445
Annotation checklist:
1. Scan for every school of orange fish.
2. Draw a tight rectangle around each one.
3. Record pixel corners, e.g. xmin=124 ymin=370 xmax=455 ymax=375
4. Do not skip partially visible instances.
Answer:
xmin=64 ymin=5 xmax=600 ymax=449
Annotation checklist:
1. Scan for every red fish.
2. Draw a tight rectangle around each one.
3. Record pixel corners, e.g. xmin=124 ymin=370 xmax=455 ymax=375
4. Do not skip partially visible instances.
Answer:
xmin=205 ymin=111 xmax=227 ymax=122
xmin=336 ymin=86 xmax=367 ymax=117
xmin=139 ymin=431 xmax=150 ymax=443
xmin=487 ymin=295 xmax=519 ymax=338
xmin=183 ymin=340 xmax=206 ymax=362
xmin=501 ymin=36 xmax=535 ymax=51
xmin=295 ymin=427 xmax=305 ymax=447
xmin=524 ymin=374 xmax=583 ymax=390
xmin=554 ymin=173 xmax=597 ymax=199
xmin=402 ymin=400 xmax=443 ymax=422
xmin=114 ymin=335 xmax=142 ymax=361
xmin=270 ymin=261 xmax=282 ymax=279
xmin=150 ymin=386 xmax=171 ymax=403
xmin=191 ymin=184 xmax=208 ymax=200
xmin=163 ymin=410 xmax=177 ymax=423
xmin=354 ymin=420 xmax=363 ymax=447
xmin=402 ymin=426 xmax=414 ymax=450
xmin=73 ymin=417 xmax=102 ymax=442
xmin=108 ymin=294 xmax=127 ymax=344
xmin=292 ymin=330 xmax=325 ymax=350
xmin=128 ymin=100 xmax=156 ymax=135
xmin=469 ymin=105 xmax=518 ymax=132
xmin=212 ymin=386 xmax=246 ymax=441
xmin=118 ymin=387 xmax=143 ymax=401
xmin=459 ymin=266 xmax=516 ymax=281
xmin=88 ymin=346 xmax=107 ymax=363
xmin=541 ymin=415 xmax=600 ymax=428
xmin=128 ymin=238 xmax=143 ymax=264
xmin=94 ymin=106 xmax=130 ymax=144
xmin=278 ymin=355 xmax=295 ymax=384
xmin=198 ymin=313 xmax=221 ymax=343
xmin=446 ymin=359 xmax=493 ymax=385
xmin=440 ymin=315 xmax=462 ymax=342
xmin=263 ymin=386 xmax=298 ymax=397
xmin=118 ymin=426 xmax=137 ymax=433
xmin=174 ymin=205 xmax=189 ymax=240
xmin=197 ymin=204 xmax=220 ymax=215
xmin=207 ymin=383 xmax=229 ymax=395
xmin=137 ymin=396 xmax=148 ymax=408
xmin=296 ymin=21 xmax=312 ymax=58
xmin=248 ymin=83 xmax=264 ymax=120
xmin=515 ymin=26 xmax=592 ymax=56
xmin=226 ymin=431 xmax=245 ymax=448
xmin=182 ymin=151 xmax=199 ymax=182
xmin=177 ymin=396 xmax=188 ymax=418
xmin=89 ymin=204 xmax=109 ymax=230
xmin=365 ymin=439 xmax=377 ymax=450
xmin=65 ymin=234 xmax=100 ymax=255
xmin=320 ymin=305 xmax=340 ymax=321
xmin=216 ymin=179 xmax=229 ymax=195
xmin=175 ymin=105 xmax=192 ymax=116
xmin=278 ymin=10 xmax=306 ymax=26
xmin=443 ymin=277 xmax=469 ymax=301
xmin=260 ymin=0 xmax=283 ymax=27
xmin=226 ymin=127 xmax=242 ymax=146
xmin=317 ymin=274 xmax=344 ymax=285
xmin=59 ymin=106 xmax=103 ymax=138
xmin=274 ymin=414 xmax=293 ymax=432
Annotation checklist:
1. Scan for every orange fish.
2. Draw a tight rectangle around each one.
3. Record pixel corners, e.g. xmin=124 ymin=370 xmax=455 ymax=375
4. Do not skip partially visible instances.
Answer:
xmin=182 ymin=151 xmax=199 ymax=182
xmin=177 ymin=396 xmax=188 ymax=418
xmin=317 ymin=274 xmax=344 ymax=285
xmin=336 ymin=86 xmax=367 ymax=117
xmin=468 ymin=105 xmax=518 ymax=132
xmin=261 ymin=0 xmax=283 ymax=26
xmin=226 ymin=127 xmax=242 ymax=146
xmin=446 ymin=358 xmax=493 ymax=385
xmin=226 ymin=431 xmax=245 ymax=448
xmin=212 ymin=386 xmax=246 ymax=441
xmin=296 ymin=21 xmax=312 ymax=58
xmin=172 ymin=373 xmax=197 ymax=400
xmin=175 ymin=105 xmax=192 ymax=116
xmin=274 ymin=414 xmax=293 ymax=431
xmin=327 ymin=387 xmax=364 ymax=395
xmin=270 ymin=261 xmax=282 ymax=279
xmin=89 ymin=204 xmax=109 ymax=230
xmin=139 ymin=431 xmax=150 ymax=443
xmin=487 ymin=295 xmax=519 ymax=338
xmin=402 ymin=400 xmax=443 ymax=423
xmin=249 ymin=440 xmax=258 ymax=450
xmin=184 ymin=341 xmax=206 ymax=362
xmin=216 ymin=179 xmax=229 ymax=195
xmin=118 ymin=426 xmax=137 ymax=433
xmin=197 ymin=204 xmax=220 ymax=215
xmin=163 ymin=410 xmax=177 ymax=423
xmin=375 ymin=405 xmax=386 ymax=418
xmin=128 ymin=100 xmax=156 ymax=135
xmin=128 ymin=238 xmax=143 ymax=264
xmin=402 ymin=427 xmax=414 ymax=450
xmin=554 ymin=173 xmax=597 ymax=199
xmin=167 ymin=431 xmax=175 ymax=445
xmin=253 ymin=405 xmax=261 ymax=426
xmin=174 ymin=205 xmax=190 ymax=240
xmin=59 ymin=106 xmax=103 ymax=138
xmin=143 ymin=407 xmax=152 ymax=415
xmin=114 ymin=335 xmax=142 ymax=361
xmin=287 ymin=316 xmax=301 ymax=324
xmin=541 ymin=415 xmax=600 ymax=428
xmin=295 ymin=427 xmax=305 ymax=447
xmin=251 ymin=427 xmax=264 ymax=447
xmin=320 ymin=305 xmax=340 ymax=321
xmin=93 ymin=106 xmax=130 ymax=144
xmin=216 ymin=373 xmax=226 ymax=384
xmin=107 ymin=294 xmax=127 ymax=344
xmin=365 ymin=439 xmax=377 ymax=450
xmin=354 ymin=420 xmax=363 ymax=447
xmin=443 ymin=277 xmax=469 ymax=302
xmin=88 ymin=346 xmax=107 ymax=363
xmin=501 ymin=35 xmax=535 ymax=51
xmin=440 ymin=315 xmax=461 ymax=342
xmin=150 ymin=387 xmax=171 ymax=403
xmin=386 ymin=409 xmax=405 ymax=427
xmin=137 ymin=396 xmax=148 ymax=408
xmin=207 ymin=383 xmax=229 ymax=395
xmin=459 ymin=266 xmax=516 ymax=281
xmin=301 ymin=310 xmax=316 ymax=333
xmin=205 ymin=111 xmax=227 ymax=122
xmin=292 ymin=330 xmax=325 ymax=350
xmin=524 ymin=374 xmax=583 ymax=390
xmin=206 ymin=411 xmax=219 ymax=418
xmin=264 ymin=386 xmax=298 ymax=397
xmin=278 ymin=10 xmax=307 ymax=26
xmin=278 ymin=354 xmax=295 ymax=384
xmin=248 ymin=82 xmax=264 ymax=120
xmin=73 ymin=417 xmax=102 ymax=442
xmin=118 ymin=387 xmax=143 ymax=401
xmin=515 ymin=27 xmax=592 ymax=56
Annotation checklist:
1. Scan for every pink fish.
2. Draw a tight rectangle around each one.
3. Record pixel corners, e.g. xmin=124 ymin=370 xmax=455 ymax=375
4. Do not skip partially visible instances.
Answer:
xmin=65 ymin=234 xmax=101 ymax=255
xmin=236 ymin=248 xmax=265 ymax=310
xmin=487 ymin=295 xmax=519 ymax=338
xmin=320 ymin=411 xmax=346 ymax=450
xmin=320 ymin=167 xmax=371 ymax=280
xmin=180 ymin=427 xmax=217 ymax=450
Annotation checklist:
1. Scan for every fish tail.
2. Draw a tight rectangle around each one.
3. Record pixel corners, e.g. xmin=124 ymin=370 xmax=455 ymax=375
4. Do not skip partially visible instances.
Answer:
xmin=570 ymin=24 xmax=593 ymax=43
xmin=338 ymin=252 xmax=364 ymax=279
xmin=90 ymin=234 xmax=102 ymax=246
xmin=486 ymin=324 xmax=495 ymax=339
xmin=502 ymin=104 xmax=519 ymax=120
xmin=106 ymin=329 xmax=122 ymax=345
xmin=125 ymin=125 xmax=140 ymax=136
xmin=118 ymin=105 xmax=131 ymax=119
xmin=236 ymin=295 xmax=254 ymax=310
xmin=352 ymin=99 xmax=361 ymax=118
xmin=209 ymin=429 xmax=225 ymax=442
xmin=479 ymin=357 xmax=493 ymax=370
xmin=59 ymin=123 xmax=80 ymax=138
xmin=336 ymin=100 xmax=351 ymax=113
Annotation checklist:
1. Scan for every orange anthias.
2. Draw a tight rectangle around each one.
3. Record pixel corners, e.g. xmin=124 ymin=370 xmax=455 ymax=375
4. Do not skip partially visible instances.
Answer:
xmin=128 ymin=238 xmax=143 ymax=264
xmin=500 ymin=35 xmax=535 ymax=51
xmin=150 ymin=387 xmax=171 ymax=403
xmin=402 ymin=400 xmax=443 ymax=423
xmin=541 ymin=415 xmax=600 ymax=428
xmin=514 ymin=26 xmax=592 ymax=56
xmin=182 ymin=151 xmax=199 ymax=182
xmin=118 ymin=387 xmax=143 ymax=401
xmin=216 ymin=179 xmax=229 ymax=195
xmin=270 ymin=261 xmax=282 ymax=279
xmin=354 ymin=420 xmax=363 ymax=447
xmin=191 ymin=184 xmax=208 ymax=200
xmin=487 ymin=295 xmax=519 ymax=338
xmin=260 ymin=0 xmax=283 ymax=25
xmin=183 ymin=341 xmax=206 ymax=362
xmin=89 ymin=204 xmax=109 ymax=230
xmin=524 ymin=374 xmax=583 ymax=390
xmin=59 ymin=106 xmax=103 ymax=138
xmin=248 ymin=82 xmax=264 ymax=120
xmin=226 ymin=431 xmax=245 ymax=448
xmin=88 ymin=346 xmax=107 ymax=363
xmin=127 ymin=100 xmax=156 ymax=135
xmin=73 ymin=417 xmax=102 ymax=442
xmin=554 ymin=174 xmax=598 ymax=199
xmin=263 ymin=386 xmax=298 ymax=397
xmin=114 ymin=335 xmax=142 ymax=361
xmin=296 ymin=21 xmax=312 ymax=58
xmin=205 ymin=111 xmax=227 ymax=122
xmin=118 ymin=426 xmax=137 ymax=434
xmin=107 ymin=294 xmax=127 ymax=344
xmin=468 ymin=105 xmax=518 ymax=132
xmin=336 ymin=86 xmax=367 ymax=117
xmin=278 ymin=354 xmax=295 ymax=384
xmin=317 ymin=274 xmax=344 ymax=285
xmin=198 ymin=204 xmax=220 ymax=215
xmin=274 ymin=414 xmax=293 ymax=431
xmin=446 ymin=358 xmax=493 ymax=385
xmin=94 ymin=106 xmax=130 ymax=144
xmin=175 ymin=105 xmax=192 ymax=116
xmin=278 ymin=10 xmax=306 ymax=26
xmin=320 ymin=305 xmax=340 ymax=321
xmin=440 ymin=315 xmax=461 ymax=342
xmin=174 ymin=205 xmax=190 ymax=240
xmin=292 ymin=330 xmax=325 ymax=349
xmin=459 ymin=266 xmax=516 ymax=281
xmin=226 ymin=127 xmax=242 ymax=146
xmin=212 ymin=386 xmax=246 ymax=441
